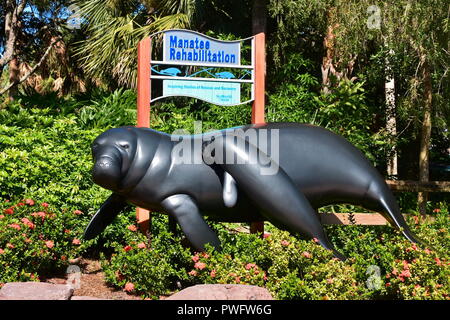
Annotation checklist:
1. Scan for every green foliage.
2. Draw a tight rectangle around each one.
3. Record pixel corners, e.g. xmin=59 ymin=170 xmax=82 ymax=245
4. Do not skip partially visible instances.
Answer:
xmin=101 ymin=214 xmax=192 ymax=298
xmin=77 ymin=88 xmax=137 ymax=129
xmin=0 ymin=116 xmax=106 ymax=211
xmin=100 ymin=207 xmax=449 ymax=300
xmin=267 ymin=54 xmax=387 ymax=163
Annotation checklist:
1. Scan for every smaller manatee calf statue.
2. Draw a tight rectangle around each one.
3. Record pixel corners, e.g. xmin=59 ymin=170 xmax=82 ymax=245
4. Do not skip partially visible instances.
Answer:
xmin=84 ymin=123 xmax=421 ymax=260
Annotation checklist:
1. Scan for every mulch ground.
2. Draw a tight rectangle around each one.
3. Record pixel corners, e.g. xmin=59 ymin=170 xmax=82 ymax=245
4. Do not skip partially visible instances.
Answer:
xmin=45 ymin=258 xmax=144 ymax=300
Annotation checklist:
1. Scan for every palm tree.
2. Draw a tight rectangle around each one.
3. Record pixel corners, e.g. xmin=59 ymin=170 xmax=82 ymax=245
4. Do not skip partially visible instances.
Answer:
xmin=74 ymin=0 xmax=208 ymax=88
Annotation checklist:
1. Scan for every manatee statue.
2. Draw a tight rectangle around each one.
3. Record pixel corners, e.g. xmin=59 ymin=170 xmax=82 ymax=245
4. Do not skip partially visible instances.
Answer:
xmin=84 ymin=123 xmax=420 ymax=260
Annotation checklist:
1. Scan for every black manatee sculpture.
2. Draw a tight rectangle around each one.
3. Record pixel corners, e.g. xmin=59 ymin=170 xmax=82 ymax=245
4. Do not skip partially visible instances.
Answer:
xmin=84 ymin=122 xmax=420 ymax=260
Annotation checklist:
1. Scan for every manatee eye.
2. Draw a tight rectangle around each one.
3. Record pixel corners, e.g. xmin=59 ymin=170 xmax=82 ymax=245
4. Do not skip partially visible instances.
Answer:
xmin=119 ymin=143 xmax=130 ymax=150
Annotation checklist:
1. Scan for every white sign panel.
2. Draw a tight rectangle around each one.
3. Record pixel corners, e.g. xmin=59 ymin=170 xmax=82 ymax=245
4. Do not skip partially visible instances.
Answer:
xmin=163 ymin=80 xmax=240 ymax=105
xmin=163 ymin=30 xmax=241 ymax=66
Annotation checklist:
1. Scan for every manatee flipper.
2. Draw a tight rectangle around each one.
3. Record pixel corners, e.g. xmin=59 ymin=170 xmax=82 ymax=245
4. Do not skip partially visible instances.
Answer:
xmin=161 ymin=194 xmax=221 ymax=251
xmin=223 ymin=172 xmax=238 ymax=207
xmin=208 ymin=134 xmax=346 ymax=260
xmin=84 ymin=193 xmax=128 ymax=240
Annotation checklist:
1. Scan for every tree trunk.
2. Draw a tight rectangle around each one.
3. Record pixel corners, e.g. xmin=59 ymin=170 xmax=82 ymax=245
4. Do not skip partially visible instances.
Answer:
xmin=252 ymin=0 xmax=266 ymax=34
xmin=385 ymin=49 xmax=398 ymax=177
xmin=418 ymin=54 xmax=433 ymax=215
xmin=8 ymin=57 xmax=20 ymax=100
xmin=321 ymin=8 xmax=336 ymax=94
xmin=0 ymin=0 xmax=27 ymax=80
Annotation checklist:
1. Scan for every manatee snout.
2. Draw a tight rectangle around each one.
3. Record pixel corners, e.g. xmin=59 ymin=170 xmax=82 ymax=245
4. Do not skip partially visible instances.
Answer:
xmin=92 ymin=146 xmax=122 ymax=190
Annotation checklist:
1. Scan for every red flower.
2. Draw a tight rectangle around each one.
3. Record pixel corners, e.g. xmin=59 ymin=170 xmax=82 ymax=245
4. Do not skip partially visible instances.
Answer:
xmin=235 ymin=276 xmax=241 ymax=283
xmin=45 ymin=240 xmax=54 ymax=249
xmin=191 ymin=255 xmax=200 ymax=262
xmin=210 ymin=269 xmax=216 ymax=278
xmin=124 ymin=283 xmax=135 ymax=292
xmin=72 ymin=239 xmax=81 ymax=245
xmin=263 ymin=233 xmax=271 ymax=239
xmin=245 ymin=263 xmax=256 ymax=270
xmin=64 ymin=229 xmax=71 ymax=234
xmin=280 ymin=240 xmax=290 ymax=246
xmin=124 ymin=245 xmax=132 ymax=252
xmin=137 ymin=242 xmax=146 ymax=249
xmin=6 ymin=243 xmax=14 ymax=249
xmin=127 ymin=225 xmax=137 ymax=232
xmin=0 ymin=215 xmax=4 ymax=219
xmin=402 ymin=260 xmax=410 ymax=270
xmin=188 ymin=270 xmax=197 ymax=276
xmin=433 ymin=208 xmax=441 ymax=213
xmin=41 ymin=203 xmax=49 ymax=208
xmin=8 ymin=223 xmax=21 ymax=231
xmin=201 ymin=253 xmax=210 ymax=259
xmin=3 ymin=208 xmax=13 ymax=215
xmin=21 ymin=218 xmax=35 ymax=229
xmin=73 ymin=210 xmax=83 ymax=215
xmin=400 ymin=269 xmax=411 ymax=278
xmin=61 ymin=255 xmax=67 ymax=261
xmin=434 ymin=257 xmax=442 ymax=266
xmin=32 ymin=211 xmax=46 ymax=219
xmin=0 ymin=249 xmax=4 ymax=254
xmin=392 ymin=268 xmax=398 ymax=276
xmin=263 ymin=272 xmax=268 ymax=281
xmin=385 ymin=282 xmax=391 ymax=287
xmin=25 ymin=199 xmax=35 ymax=206
xmin=302 ymin=251 xmax=312 ymax=258
xmin=424 ymin=248 xmax=432 ymax=254
xmin=194 ymin=262 xmax=206 ymax=270
xmin=312 ymin=237 xmax=319 ymax=243
xmin=17 ymin=202 xmax=25 ymax=206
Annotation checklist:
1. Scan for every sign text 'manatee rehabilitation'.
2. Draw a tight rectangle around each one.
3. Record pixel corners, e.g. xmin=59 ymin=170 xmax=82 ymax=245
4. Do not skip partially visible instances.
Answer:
xmin=169 ymin=35 xmax=237 ymax=64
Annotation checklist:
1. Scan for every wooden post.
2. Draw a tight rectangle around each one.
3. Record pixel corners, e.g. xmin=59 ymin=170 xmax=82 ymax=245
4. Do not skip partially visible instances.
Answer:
xmin=136 ymin=37 xmax=151 ymax=234
xmin=250 ymin=32 xmax=266 ymax=235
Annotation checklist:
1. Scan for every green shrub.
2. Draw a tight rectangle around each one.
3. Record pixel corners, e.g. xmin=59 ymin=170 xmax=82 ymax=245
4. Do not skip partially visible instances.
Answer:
xmin=0 ymin=199 xmax=90 ymax=285
xmin=0 ymin=113 xmax=107 ymax=212
xmin=76 ymin=89 xmax=137 ymax=129
xmin=99 ymin=207 xmax=449 ymax=300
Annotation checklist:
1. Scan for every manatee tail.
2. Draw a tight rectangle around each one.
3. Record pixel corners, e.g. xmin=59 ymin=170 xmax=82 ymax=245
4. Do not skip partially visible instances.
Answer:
xmin=366 ymin=178 xmax=422 ymax=245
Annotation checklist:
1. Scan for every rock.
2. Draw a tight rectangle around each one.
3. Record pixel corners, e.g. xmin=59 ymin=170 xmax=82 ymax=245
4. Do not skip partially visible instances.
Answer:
xmin=0 ymin=282 xmax=73 ymax=300
xmin=166 ymin=284 xmax=273 ymax=300
xmin=71 ymin=296 xmax=106 ymax=300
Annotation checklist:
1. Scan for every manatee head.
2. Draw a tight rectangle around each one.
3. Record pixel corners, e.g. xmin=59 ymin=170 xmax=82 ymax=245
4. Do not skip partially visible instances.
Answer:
xmin=91 ymin=127 xmax=138 ymax=191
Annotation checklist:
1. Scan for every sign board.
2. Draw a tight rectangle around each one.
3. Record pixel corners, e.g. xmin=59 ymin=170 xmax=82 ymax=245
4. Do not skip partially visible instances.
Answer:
xmin=163 ymin=80 xmax=240 ymax=105
xmin=145 ymin=29 xmax=252 ymax=106
xmin=163 ymin=30 xmax=241 ymax=66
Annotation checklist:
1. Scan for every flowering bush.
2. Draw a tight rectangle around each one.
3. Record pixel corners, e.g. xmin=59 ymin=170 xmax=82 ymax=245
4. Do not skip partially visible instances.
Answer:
xmin=0 ymin=199 xmax=90 ymax=285
xmin=99 ymin=206 xmax=449 ymax=300
xmin=101 ymin=216 xmax=192 ymax=298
